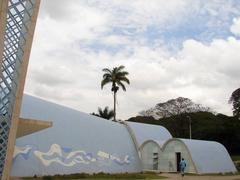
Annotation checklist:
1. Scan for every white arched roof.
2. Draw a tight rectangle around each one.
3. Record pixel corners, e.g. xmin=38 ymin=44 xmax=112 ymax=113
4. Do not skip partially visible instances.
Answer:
xmin=11 ymin=95 xmax=142 ymax=177
xmin=125 ymin=121 xmax=172 ymax=148
xmin=139 ymin=139 xmax=166 ymax=151
xmin=164 ymin=138 xmax=237 ymax=174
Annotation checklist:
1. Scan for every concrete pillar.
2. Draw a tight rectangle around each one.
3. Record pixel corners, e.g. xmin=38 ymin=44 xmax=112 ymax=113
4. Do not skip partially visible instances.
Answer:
xmin=1 ymin=1 xmax=41 ymax=179
xmin=0 ymin=0 xmax=8 ymax=79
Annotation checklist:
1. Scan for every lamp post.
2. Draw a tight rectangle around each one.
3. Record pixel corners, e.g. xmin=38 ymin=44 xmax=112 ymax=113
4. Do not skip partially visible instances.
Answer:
xmin=187 ymin=116 xmax=192 ymax=139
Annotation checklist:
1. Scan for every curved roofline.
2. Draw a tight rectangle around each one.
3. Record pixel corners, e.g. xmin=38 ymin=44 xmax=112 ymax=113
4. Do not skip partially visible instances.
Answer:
xmin=139 ymin=138 xmax=197 ymax=173
xmin=139 ymin=139 xmax=162 ymax=172
xmin=122 ymin=121 xmax=140 ymax=150
xmin=122 ymin=121 xmax=144 ymax=169
xmin=139 ymin=139 xmax=162 ymax=151
xmin=162 ymin=138 xmax=198 ymax=173
xmin=127 ymin=121 xmax=172 ymax=137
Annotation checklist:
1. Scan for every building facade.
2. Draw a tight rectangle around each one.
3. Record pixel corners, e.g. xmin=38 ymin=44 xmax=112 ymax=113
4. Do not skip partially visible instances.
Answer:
xmin=11 ymin=95 xmax=237 ymax=177
xmin=0 ymin=0 xmax=237 ymax=178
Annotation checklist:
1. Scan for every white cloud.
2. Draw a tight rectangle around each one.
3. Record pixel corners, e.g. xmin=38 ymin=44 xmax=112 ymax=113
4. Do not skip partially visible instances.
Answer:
xmin=230 ymin=17 xmax=240 ymax=36
xmin=120 ymin=37 xmax=240 ymax=117
xmin=24 ymin=1 xmax=240 ymax=119
xmin=83 ymin=0 xmax=187 ymax=25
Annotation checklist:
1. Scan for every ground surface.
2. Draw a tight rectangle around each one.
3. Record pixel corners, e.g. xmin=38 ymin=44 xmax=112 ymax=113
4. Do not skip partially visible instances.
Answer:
xmin=161 ymin=173 xmax=240 ymax=180
xmin=11 ymin=173 xmax=240 ymax=180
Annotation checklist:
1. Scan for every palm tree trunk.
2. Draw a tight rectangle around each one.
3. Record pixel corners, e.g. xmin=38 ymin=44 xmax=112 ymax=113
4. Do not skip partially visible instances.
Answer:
xmin=113 ymin=91 xmax=116 ymax=121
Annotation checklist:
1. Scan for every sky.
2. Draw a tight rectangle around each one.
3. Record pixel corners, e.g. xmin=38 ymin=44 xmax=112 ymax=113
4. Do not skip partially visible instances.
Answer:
xmin=24 ymin=0 xmax=240 ymax=120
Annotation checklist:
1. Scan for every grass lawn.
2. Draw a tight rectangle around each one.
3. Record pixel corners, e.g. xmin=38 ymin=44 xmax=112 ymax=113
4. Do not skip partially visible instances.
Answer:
xmin=22 ymin=172 xmax=167 ymax=180
xmin=20 ymin=171 xmax=240 ymax=179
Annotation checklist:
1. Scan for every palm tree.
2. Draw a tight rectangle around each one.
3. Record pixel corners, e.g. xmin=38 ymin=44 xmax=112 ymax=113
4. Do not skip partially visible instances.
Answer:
xmin=98 ymin=106 xmax=114 ymax=120
xmin=101 ymin=65 xmax=130 ymax=121
xmin=91 ymin=106 xmax=114 ymax=120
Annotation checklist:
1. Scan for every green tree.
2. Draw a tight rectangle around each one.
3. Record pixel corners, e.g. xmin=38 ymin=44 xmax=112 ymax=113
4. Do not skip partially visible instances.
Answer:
xmin=101 ymin=65 xmax=130 ymax=121
xmin=229 ymin=88 xmax=240 ymax=119
xmin=91 ymin=106 xmax=114 ymax=120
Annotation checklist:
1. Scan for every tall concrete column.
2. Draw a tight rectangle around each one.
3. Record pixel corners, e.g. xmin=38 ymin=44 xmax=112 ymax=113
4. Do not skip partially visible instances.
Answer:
xmin=0 ymin=0 xmax=8 ymax=78
xmin=0 ymin=1 xmax=41 ymax=179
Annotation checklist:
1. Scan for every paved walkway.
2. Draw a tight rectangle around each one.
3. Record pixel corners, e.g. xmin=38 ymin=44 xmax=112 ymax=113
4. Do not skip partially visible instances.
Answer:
xmin=161 ymin=173 xmax=240 ymax=180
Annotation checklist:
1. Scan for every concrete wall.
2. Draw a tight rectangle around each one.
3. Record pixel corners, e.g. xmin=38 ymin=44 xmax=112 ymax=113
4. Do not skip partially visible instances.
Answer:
xmin=11 ymin=95 xmax=142 ymax=177
xmin=159 ymin=140 xmax=196 ymax=173
xmin=140 ymin=141 xmax=161 ymax=171
xmin=180 ymin=139 xmax=237 ymax=174
xmin=10 ymin=95 xmax=236 ymax=176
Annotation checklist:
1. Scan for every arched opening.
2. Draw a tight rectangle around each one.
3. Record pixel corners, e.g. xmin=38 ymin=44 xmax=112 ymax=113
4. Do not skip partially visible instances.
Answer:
xmin=140 ymin=140 xmax=161 ymax=171
xmin=160 ymin=139 xmax=196 ymax=173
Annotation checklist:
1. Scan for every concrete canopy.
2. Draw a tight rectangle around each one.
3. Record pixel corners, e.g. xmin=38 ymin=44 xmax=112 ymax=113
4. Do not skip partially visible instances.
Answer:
xmin=16 ymin=118 xmax=52 ymax=138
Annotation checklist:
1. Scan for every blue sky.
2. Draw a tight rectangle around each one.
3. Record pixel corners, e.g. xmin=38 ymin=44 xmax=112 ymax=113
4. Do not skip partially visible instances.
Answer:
xmin=25 ymin=0 xmax=240 ymax=119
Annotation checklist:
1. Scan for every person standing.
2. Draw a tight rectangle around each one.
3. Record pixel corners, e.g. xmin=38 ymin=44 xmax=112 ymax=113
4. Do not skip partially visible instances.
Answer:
xmin=179 ymin=158 xmax=186 ymax=177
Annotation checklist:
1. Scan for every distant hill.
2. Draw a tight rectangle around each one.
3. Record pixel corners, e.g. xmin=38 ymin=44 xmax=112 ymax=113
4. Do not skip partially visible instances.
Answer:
xmin=139 ymin=97 xmax=212 ymax=119
xmin=127 ymin=112 xmax=240 ymax=155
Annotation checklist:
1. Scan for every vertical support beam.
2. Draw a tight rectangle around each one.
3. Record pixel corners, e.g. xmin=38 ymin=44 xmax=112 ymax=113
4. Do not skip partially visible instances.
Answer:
xmin=0 ymin=0 xmax=9 ymax=177
xmin=0 ymin=0 xmax=8 ymax=79
xmin=1 ymin=1 xmax=41 ymax=179
xmin=122 ymin=121 xmax=144 ymax=169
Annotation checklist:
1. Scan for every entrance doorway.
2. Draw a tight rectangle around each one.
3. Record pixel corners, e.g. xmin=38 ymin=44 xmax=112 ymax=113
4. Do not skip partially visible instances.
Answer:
xmin=176 ymin=152 xmax=181 ymax=172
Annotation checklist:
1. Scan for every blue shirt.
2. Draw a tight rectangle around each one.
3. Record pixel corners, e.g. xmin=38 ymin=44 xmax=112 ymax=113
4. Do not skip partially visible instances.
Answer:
xmin=179 ymin=160 xmax=186 ymax=169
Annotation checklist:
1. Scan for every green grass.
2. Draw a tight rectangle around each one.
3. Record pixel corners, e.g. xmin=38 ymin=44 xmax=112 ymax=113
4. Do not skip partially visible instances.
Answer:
xmin=22 ymin=172 xmax=167 ymax=180
xmin=21 ymin=171 xmax=240 ymax=179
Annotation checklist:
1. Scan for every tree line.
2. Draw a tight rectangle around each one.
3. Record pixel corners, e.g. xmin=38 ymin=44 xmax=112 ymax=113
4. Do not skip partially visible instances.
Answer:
xmin=90 ymin=65 xmax=240 ymax=155
xmin=91 ymin=65 xmax=240 ymax=121
xmin=128 ymin=112 xmax=240 ymax=155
